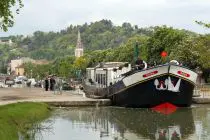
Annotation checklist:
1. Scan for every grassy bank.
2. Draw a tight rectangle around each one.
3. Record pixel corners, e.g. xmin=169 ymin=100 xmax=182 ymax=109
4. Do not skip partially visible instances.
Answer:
xmin=0 ymin=102 xmax=51 ymax=140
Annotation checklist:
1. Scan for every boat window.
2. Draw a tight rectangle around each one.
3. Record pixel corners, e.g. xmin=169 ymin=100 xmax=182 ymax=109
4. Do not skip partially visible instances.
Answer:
xmin=95 ymin=73 xmax=107 ymax=86
xmin=86 ymin=70 xmax=91 ymax=79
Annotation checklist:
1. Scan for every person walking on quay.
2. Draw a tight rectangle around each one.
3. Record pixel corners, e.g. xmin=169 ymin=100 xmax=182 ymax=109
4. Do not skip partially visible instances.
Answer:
xmin=54 ymin=77 xmax=62 ymax=94
xmin=50 ymin=76 xmax=56 ymax=91
xmin=44 ymin=77 xmax=49 ymax=91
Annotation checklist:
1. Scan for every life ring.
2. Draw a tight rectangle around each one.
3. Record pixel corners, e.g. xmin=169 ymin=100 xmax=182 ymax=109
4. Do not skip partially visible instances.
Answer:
xmin=170 ymin=60 xmax=179 ymax=65
xmin=143 ymin=61 xmax=147 ymax=70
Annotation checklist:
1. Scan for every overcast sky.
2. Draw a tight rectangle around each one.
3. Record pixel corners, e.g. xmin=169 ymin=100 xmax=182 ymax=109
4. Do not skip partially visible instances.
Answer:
xmin=0 ymin=0 xmax=210 ymax=36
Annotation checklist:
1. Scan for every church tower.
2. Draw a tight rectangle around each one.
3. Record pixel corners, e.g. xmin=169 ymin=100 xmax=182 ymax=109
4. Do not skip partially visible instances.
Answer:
xmin=75 ymin=30 xmax=84 ymax=57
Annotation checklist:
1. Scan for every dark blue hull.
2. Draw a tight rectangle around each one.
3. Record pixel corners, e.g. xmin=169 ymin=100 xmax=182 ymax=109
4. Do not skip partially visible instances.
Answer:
xmin=108 ymin=75 xmax=194 ymax=108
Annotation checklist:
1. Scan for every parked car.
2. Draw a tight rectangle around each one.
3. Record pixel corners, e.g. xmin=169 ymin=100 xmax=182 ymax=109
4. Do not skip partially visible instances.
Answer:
xmin=34 ymin=81 xmax=42 ymax=87
xmin=5 ymin=77 xmax=15 ymax=87
xmin=62 ymin=82 xmax=75 ymax=90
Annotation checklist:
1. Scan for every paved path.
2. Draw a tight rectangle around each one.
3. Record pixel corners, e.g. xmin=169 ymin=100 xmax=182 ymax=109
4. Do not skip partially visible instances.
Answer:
xmin=0 ymin=87 xmax=111 ymax=106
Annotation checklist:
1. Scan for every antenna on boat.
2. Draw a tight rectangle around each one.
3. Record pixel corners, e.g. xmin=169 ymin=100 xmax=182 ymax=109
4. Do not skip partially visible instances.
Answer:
xmin=134 ymin=41 xmax=139 ymax=63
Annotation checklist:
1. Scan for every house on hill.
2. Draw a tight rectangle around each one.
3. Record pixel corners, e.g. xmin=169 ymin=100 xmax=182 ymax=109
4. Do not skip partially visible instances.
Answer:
xmin=0 ymin=37 xmax=13 ymax=46
xmin=8 ymin=57 xmax=49 ymax=76
xmin=10 ymin=57 xmax=34 ymax=75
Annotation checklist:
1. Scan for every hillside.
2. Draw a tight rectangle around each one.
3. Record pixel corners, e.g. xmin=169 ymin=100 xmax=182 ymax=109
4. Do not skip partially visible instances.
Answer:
xmin=6 ymin=19 xmax=153 ymax=61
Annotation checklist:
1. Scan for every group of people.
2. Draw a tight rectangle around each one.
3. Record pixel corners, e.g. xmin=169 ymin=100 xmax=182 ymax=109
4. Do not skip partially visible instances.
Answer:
xmin=44 ymin=76 xmax=56 ymax=91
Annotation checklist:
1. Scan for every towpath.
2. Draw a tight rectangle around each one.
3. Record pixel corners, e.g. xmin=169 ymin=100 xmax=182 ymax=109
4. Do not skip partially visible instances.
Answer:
xmin=0 ymin=87 xmax=111 ymax=106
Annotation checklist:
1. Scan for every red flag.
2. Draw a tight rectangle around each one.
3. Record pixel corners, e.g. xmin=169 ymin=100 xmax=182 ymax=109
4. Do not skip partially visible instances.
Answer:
xmin=161 ymin=51 xmax=168 ymax=57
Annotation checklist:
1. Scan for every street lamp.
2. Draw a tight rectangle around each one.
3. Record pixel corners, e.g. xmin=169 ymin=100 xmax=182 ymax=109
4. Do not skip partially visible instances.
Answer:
xmin=30 ymin=69 xmax=32 ymax=78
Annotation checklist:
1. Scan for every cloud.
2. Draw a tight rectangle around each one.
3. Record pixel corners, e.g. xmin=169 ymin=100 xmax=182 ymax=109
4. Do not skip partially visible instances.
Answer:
xmin=1 ymin=0 xmax=210 ymax=36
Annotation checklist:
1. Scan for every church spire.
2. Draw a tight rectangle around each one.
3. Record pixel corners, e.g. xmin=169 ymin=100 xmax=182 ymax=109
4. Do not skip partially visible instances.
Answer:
xmin=75 ymin=30 xmax=84 ymax=57
xmin=76 ymin=30 xmax=83 ymax=49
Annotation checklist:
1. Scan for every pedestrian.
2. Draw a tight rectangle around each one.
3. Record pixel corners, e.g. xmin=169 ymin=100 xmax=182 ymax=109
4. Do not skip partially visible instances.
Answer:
xmin=50 ymin=76 xmax=56 ymax=91
xmin=44 ymin=77 xmax=49 ymax=91
xmin=135 ymin=57 xmax=144 ymax=70
xmin=56 ymin=78 xmax=62 ymax=94
xmin=41 ymin=80 xmax=44 ymax=89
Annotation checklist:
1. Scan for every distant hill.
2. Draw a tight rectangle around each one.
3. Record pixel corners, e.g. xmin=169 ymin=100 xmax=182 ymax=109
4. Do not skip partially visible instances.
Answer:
xmin=6 ymin=19 xmax=154 ymax=60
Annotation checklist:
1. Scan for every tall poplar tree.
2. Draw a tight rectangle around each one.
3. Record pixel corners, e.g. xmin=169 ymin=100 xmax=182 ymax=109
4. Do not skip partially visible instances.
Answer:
xmin=0 ymin=0 xmax=23 ymax=31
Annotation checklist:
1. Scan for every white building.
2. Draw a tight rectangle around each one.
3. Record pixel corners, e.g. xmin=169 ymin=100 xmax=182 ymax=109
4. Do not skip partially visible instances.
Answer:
xmin=86 ymin=62 xmax=131 ymax=87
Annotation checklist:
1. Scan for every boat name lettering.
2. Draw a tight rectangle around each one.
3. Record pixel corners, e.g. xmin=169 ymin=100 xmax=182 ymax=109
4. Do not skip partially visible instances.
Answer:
xmin=177 ymin=71 xmax=190 ymax=77
xmin=143 ymin=70 xmax=158 ymax=78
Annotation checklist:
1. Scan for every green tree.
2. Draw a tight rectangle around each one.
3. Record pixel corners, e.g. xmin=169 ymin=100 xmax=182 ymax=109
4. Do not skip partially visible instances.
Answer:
xmin=146 ymin=26 xmax=187 ymax=65
xmin=195 ymin=35 xmax=210 ymax=69
xmin=195 ymin=21 xmax=210 ymax=28
xmin=170 ymin=35 xmax=210 ymax=69
xmin=170 ymin=38 xmax=199 ymax=69
xmin=0 ymin=0 xmax=23 ymax=31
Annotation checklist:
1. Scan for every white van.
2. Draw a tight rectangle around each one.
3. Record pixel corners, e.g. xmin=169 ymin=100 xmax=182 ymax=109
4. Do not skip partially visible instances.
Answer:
xmin=28 ymin=78 xmax=36 ymax=86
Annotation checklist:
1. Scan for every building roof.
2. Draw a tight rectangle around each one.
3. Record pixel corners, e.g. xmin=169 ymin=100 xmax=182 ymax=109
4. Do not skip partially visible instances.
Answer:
xmin=95 ymin=62 xmax=128 ymax=68
xmin=15 ymin=64 xmax=24 ymax=68
xmin=33 ymin=59 xmax=50 ymax=65
xmin=0 ymin=37 xmax=11 ymax=40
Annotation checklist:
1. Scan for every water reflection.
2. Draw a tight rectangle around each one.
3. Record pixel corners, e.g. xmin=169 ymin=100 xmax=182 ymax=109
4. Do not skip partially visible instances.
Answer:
xmin=18 ymin=120 xmax=53 ymax=140
xmin=108 ymin=108 xmax=194 ymax=140
xmin=35 ymin=106 xmax=210 ymax=140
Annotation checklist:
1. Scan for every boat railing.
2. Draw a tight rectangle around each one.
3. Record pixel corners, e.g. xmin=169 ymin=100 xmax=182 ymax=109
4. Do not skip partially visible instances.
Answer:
xmin=123 ymin=64 xmax=169 ymax=78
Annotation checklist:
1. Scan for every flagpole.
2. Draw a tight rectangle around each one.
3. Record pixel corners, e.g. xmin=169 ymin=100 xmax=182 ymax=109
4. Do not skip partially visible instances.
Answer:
xmin=134 ymin=41 xmax=139 ymax=63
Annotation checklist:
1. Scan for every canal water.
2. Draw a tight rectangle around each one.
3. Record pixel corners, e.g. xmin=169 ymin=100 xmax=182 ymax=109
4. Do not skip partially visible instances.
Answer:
xmin=33 ymin=105 xmax=210 ymax=140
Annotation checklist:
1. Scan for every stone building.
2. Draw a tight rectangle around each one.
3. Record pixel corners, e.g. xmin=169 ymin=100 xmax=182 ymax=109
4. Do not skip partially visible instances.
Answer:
xmin=10 ymin=57 xmax=34 ymax=74
xmin=8 ymin=57 xmax=49 ymax=76
xmin=0 ymin=37 xmax=13 ymax=46
xmin=15 ymin=64 xmax=25 ymax=76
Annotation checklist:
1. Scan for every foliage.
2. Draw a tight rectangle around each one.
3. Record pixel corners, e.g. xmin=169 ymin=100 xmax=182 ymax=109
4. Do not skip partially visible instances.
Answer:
xmin=195 ymin=35 xmax=210 ymax=69
xmin=24 ymin=62 xmax=52 ymax=79
xmin=74 ymin=56 xmax=89 ymax=72
xmin=195 ymin=21 xmax=210 ymax=28
xmin=0 ymin=0 xmax=23 ymax=31
xmin=146 ymin=26 xmax=188 ymax=65
xmin=9 ymin=20 xmax=153 ymax=61
xmin=170 ymin=35 xmax=210 ymax=69
xmin=170 ymin=38 xmax=199 ymax=69
xmin=52 ymin=56 xmax=75 ymax=78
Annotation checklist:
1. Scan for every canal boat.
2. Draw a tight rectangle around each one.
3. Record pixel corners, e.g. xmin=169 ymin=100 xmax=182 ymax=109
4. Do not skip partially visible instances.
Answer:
xmin=83 ymin=59 xmax=198 ymax=108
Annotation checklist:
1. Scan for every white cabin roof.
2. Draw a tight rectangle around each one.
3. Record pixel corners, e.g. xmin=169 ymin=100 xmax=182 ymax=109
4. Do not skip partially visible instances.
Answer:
xmin=95 ymin=62 xmax=128 ymax=68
